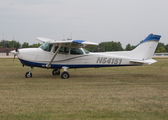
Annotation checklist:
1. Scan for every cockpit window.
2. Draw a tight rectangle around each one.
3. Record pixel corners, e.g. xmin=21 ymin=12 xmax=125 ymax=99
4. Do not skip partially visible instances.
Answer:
xmin=70 ymin=48 xmax=83 ymax=55
xmin=39 ymin=42 xmax=53 ymax=52
xmin=83 ymin=48 xmax=90 ymax=54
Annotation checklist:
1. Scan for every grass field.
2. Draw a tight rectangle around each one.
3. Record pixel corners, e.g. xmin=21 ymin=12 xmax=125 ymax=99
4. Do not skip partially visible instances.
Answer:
xmin=0 ymin=58 xmax=168 ymax=120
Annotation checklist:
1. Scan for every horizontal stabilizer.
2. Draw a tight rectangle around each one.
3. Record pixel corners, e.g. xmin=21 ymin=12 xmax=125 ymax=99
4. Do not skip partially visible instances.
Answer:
xmin=130 ymin=59 xmax=157 ymax=65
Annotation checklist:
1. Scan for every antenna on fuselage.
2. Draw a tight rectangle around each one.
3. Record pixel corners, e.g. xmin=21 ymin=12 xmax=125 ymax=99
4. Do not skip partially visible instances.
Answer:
xmin=67 ymin=38 xmax=72 ymax=40
xmin=67 ymin=33 xmax=72 ymax=41
xmin=62 ymin=34 xmax=66 ymax=41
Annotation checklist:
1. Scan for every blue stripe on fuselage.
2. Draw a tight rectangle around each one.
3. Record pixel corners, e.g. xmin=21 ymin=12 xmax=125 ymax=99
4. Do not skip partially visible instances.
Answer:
xmin=18 ymin=58 xmax=140 ymax=69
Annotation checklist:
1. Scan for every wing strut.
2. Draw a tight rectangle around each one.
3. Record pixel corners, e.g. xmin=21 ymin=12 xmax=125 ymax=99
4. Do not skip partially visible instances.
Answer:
xmin=46 ymin=44 xmax=62 ymax=68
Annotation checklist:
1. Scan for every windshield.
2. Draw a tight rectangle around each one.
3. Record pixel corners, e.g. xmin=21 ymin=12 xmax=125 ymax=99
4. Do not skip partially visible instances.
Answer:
xmin=39 ymin=42 xmax=53 ymax=52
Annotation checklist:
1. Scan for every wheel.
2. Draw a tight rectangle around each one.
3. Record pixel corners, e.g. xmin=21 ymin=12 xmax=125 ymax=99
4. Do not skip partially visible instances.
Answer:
xmin=61 ymin=71 xmax=70 ymax=79
xmin=52 ymin=69 xmax=60 ymax=75
xmin=25 ymin=72 xmax=32 ymax=78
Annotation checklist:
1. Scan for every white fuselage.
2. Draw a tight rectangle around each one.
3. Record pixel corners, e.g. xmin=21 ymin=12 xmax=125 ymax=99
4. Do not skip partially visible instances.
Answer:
xmin=17 ymin=46 xmax=138 ymax=69
xmin=11 ymin=33 xmax=161 ymax=69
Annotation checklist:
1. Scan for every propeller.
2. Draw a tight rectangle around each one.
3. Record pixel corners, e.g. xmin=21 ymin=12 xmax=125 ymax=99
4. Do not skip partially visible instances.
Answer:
xmin=16 ymin=41 xmax=19 ymax=52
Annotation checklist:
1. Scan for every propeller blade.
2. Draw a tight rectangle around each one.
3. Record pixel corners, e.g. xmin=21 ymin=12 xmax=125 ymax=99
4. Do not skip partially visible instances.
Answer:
xmin=16 ymin=42 xmax=19 ymax=52
xmin=13 ymin=42 xmax=19 ymax=62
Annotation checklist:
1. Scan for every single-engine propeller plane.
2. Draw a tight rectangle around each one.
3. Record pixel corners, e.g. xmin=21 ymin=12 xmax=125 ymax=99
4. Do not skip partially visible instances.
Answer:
xmin=10 ymin=33 xmax=161 ymax=79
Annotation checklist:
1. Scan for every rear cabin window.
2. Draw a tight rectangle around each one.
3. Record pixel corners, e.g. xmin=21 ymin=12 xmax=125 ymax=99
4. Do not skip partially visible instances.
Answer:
xmin=83 ymin=48 xmax=90 ymax=54
xmin=40 ymin=42 xmax=53 ymax=52
xmin=70 ymin=48 xmax=83 ymax=55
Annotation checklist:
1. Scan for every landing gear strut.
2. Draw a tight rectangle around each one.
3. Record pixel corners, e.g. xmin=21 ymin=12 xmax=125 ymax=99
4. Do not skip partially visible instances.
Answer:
xmin=52 ymin=69 xmax=60 ymax=75
xmin=25 ymin=67 xmax=33 ymax=78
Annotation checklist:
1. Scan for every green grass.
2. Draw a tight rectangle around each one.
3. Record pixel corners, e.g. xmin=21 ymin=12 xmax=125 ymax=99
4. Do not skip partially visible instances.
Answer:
xmin=0 ymin=58 xmax=168 ymax=120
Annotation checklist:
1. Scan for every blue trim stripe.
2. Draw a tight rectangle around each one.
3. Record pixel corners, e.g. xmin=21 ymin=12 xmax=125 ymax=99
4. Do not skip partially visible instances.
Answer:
xmin=19 ymin=58 xmax=140 ymax=69
xmin=73 ymin=40 xmax=85 ymax=44
xmin=140 ymin=34 xmax=161 ymax=44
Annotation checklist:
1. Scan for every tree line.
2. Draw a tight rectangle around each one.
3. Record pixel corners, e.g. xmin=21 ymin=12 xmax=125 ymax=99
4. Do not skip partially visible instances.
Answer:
xmin=0 ymin=40 xmax=41 ymax=48
xmin=0 ymin=40 xmax=168 ymax=53
xmin=85 ymin=41 xmax=168 ymax=53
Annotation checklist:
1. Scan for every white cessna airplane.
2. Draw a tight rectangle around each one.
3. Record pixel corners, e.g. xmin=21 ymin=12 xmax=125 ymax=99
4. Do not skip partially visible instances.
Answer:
xmin=11 ymin=33 xmax=161 ymax=79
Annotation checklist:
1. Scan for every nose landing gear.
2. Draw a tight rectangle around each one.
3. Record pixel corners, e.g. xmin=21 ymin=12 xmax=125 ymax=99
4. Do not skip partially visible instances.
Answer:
xmin=25 ymin=67 xmax=33 ymax=78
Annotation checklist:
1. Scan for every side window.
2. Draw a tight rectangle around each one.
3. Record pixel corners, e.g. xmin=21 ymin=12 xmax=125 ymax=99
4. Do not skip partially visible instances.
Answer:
xmin=59 ymin=47 xmax=69 ymax=54
xmin=70 ymin=48 xmax=83 ymax=55
xmin=83 ymin=48 xmax=90 ymax=54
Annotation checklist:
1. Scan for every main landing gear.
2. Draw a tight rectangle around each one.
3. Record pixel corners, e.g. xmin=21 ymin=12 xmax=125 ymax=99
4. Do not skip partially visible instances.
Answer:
xmin=52 ymin=67 xmax=69 ymax=79
xmin=25 ymin=67 xmax=70 ymax=79
xmin=61 ymin=67 xmax=69 ymax=79
xmin=52 ymin=69 xmax=60 ymax=75
xmin=61 ymin=71 xmax=69 ymax=79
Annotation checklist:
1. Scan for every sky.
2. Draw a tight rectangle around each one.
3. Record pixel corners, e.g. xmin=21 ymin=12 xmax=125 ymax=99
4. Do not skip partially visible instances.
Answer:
xmin=1 ymin=0 xmax=168 ymax=48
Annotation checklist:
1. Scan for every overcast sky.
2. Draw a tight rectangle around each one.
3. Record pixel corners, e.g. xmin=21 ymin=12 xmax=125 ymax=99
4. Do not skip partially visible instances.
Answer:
xmin=1 ymin=0 xmax=168 ymax=48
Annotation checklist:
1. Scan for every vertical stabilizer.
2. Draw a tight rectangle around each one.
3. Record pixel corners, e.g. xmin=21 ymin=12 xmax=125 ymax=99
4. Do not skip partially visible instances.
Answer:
xmin=131 ymin=34 xmax=161 ymax=60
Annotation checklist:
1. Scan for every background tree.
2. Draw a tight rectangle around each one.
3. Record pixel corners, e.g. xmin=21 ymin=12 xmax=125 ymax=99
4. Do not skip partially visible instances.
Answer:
xmin=22 ymin=42 xmax=29 ymax=48
xmin=29 ymin=43 xmax=41 ymax=48
xmin=156 ymin=43 xmax=165 ymax=52
xmin=87 ymin=41 xmax=123 ymax=52
xmin=165 ymin=44 xmax=168 ymax=52
xmin=0 ymin=40 xmax=21 ymax=48
xmin=156 ymin=46 xmax=167 ymax=53
xmin=125 ymin=43 xmax=132 ymax=51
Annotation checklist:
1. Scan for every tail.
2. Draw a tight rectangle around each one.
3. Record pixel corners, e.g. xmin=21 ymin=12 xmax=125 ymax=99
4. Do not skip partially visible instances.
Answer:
xmin=130 ymin=33 xmax=161 ymax=65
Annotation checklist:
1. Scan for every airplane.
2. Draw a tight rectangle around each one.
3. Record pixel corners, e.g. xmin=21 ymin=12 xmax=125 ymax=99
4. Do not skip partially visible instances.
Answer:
xmin=10 ymin=33 xmax=161 ymax=79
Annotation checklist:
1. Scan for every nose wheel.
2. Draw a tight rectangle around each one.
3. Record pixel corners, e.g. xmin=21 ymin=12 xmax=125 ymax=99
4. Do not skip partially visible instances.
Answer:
xmin=25 ymin=72 xmax=32 ymax=78
xmin=25 ymin=67 xmax=33 ymax=78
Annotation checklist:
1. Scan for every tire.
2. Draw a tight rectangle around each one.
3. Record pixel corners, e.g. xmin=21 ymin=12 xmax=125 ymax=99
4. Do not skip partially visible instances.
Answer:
xmin=61 ymin=71 xmax=69 ymax=79
xmin=52 ymin=69 xmax=60 ymax=75
xmin=25 ymin=72 xmax=32 ymax=78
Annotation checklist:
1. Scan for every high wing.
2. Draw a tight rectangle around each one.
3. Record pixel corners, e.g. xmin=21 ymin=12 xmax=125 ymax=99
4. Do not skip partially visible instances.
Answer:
xmin=36 ymin=37 xmax=98 ymax=68
xmin=36 ymin=37 xmax=98 ymax=48
xmin=50 ymin=40 xmax=98 ymax=48
xmin=36 ymin=37 xmax=55 ymax=43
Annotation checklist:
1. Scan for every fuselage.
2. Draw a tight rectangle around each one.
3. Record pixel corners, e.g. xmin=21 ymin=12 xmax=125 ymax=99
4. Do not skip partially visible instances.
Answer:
xmin=15 ymin=43 xmax=140 ymax=69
